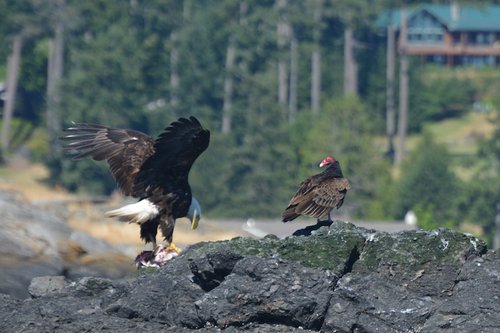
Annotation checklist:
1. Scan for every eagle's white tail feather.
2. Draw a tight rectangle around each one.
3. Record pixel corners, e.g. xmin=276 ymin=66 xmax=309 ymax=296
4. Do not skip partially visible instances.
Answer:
xmin=105 ymin=200 xmax=159 ymax=224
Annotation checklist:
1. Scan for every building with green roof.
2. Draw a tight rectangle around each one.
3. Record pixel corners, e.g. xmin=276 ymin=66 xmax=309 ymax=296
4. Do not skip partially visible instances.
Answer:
xmin=378 ymin=4 xmax=500 ymax=66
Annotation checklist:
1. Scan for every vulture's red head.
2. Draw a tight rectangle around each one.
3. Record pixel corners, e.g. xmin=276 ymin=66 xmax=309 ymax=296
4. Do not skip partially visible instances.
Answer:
xmin=319 ymin=156 xmax=335 ymax=168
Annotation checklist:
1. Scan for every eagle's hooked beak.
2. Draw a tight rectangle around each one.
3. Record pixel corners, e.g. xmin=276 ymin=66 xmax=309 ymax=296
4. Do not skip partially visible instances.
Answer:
xmin=191 ymin=209 xmax=200 ymax=230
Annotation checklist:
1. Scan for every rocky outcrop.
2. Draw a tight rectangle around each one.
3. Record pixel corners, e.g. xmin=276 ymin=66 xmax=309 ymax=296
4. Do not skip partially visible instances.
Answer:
xmin=0 ymin=191 xmax=134 ymax=298
xmin=0 ymin=221 xmax=498 ymax=332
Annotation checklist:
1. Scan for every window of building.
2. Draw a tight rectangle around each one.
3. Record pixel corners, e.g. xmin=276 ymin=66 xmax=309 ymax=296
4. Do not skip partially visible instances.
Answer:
xmin=468 ymin=32 xmax=495 ymax=46
xmin=407 ymin=11 xmax=444 ymax=45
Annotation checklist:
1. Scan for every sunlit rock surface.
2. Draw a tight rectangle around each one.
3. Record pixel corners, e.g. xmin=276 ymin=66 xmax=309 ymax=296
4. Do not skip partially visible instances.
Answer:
xmin=0 ymin=191 xmax=134 ymax=298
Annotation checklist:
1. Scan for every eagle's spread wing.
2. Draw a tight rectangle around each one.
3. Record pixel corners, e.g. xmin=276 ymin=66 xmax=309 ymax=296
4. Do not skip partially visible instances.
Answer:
xmin=133 ymin=116 xmax=210 ymax=197
xmin=282 ymin=176 xmax=350 ymax=221
xmin=61 ymin=123 xmax=155 ymax=196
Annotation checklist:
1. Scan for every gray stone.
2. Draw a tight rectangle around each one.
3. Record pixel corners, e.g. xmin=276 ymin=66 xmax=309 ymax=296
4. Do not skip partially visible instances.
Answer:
xmin=0 ymin=190 xmax=69 ymax=297
xmin=70 ymin=230 xmax=117 ymax=254
xmin=28 ymin=275 xmax=68 ymax=298
xmin=0 ymin=190 xmax=135 ymax=298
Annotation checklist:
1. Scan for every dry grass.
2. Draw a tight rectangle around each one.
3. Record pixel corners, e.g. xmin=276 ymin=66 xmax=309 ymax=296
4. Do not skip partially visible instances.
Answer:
xmin=407 ymin=112 xmax=495 ymax=154
xmin=0 ymin=157 xmax=72 ymax=201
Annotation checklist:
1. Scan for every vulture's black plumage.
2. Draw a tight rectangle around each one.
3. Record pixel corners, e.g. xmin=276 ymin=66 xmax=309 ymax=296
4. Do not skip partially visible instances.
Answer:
xmin=61 ymin=116 xmax=210 ymax=252
xmin=282 ymin=156 xmax=350 ymax=223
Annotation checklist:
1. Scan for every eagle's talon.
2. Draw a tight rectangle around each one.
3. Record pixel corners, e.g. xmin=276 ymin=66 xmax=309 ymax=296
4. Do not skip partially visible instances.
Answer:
xmin=164 ymin=243 xmax=182 ymax=254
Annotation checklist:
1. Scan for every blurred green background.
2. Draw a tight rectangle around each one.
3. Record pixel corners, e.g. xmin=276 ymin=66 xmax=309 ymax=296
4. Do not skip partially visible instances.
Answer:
xmin=0 ymin=0 xmax=498 ymax=245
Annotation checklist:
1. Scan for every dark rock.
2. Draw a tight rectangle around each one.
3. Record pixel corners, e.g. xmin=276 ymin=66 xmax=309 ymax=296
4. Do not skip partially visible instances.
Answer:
xmin=195 ymin=256 xmax=336 ymax=330
xmin=421 ymin=251 xmax=500 ymax=332
xmin=323 ymin=273 xmax=436 ymax=332
xmin=0 ymin=221 xmax=497 ymax=333
xmin=189 ymin=247 xmax=243 ymax=291
xmin=352 ymin=228 xmax=488 ymax=297
xmin=185 ymin=223 xmax=367 ymax=275
xmin=105 ymin=255 xmax=206 ymax=328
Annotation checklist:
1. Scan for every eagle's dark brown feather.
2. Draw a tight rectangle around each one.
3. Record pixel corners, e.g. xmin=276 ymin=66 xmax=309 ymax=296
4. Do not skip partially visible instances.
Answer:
xmin=133 ymin=116 xmax=210 ymax=199
xmin=62 ymin=123 xmax=155 ymax=196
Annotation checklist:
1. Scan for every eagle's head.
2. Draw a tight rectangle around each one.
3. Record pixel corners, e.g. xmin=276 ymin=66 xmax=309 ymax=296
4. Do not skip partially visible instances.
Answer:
xmin=188 ymin=197 xmax=202 ymax=230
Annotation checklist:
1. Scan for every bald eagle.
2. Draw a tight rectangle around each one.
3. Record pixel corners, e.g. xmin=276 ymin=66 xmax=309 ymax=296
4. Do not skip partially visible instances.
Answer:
xmin=61 ymin=116 xmax=210 ymax=254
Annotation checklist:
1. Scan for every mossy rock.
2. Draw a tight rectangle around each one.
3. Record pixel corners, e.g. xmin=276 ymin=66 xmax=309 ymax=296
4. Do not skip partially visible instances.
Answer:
xmin=354 ymin=228 xmax=488 ymax=274
xmin=185 ymin=221 xmax=369 ymax=276
xmin=184 ymin=221 xmax=487 ymax=284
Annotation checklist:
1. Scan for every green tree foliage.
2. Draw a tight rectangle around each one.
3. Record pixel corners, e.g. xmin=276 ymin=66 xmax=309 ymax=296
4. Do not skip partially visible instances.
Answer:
xmin=459 ymin=180 xmax=499 ymax=244
xmin=392 ymin=132 xmax=461 ymax=227
xmin=458 ymin=105 xmax=500 ymax=244
xmin=1 ymin=0 xmax=498 ymax=224
xmin=410 ymin=67 xmax=477 ymax=132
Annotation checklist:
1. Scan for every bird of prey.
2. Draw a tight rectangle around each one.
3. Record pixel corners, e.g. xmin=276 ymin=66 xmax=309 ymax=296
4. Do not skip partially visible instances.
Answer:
xmin=282 ymin=156 xmax=350 ymax=224
xmin=61 ymin=116 xmax=210 ymax=254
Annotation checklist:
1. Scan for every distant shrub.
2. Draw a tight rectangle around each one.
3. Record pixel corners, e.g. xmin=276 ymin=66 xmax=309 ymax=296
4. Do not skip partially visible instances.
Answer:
xmin=410 ymin=73 xmax=477 ymax=132
xmin=391 ymin=131 xmax=461 ymax=226
xmin=25 ymin=127 xmax=49 ymax=163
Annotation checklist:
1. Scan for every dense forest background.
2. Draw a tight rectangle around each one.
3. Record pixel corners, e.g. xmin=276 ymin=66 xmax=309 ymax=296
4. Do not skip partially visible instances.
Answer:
xmin=0 ymin=0 xmax=499 ymax=244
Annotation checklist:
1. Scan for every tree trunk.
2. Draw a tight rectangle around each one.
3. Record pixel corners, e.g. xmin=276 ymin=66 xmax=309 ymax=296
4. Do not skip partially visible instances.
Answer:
xmin=222 ymin=2 xmax=247 ymax=133
xmin=288 ymin=33 xmax=298 ymax=121
xmin=1 ymin=35 xmax=23 ymax=154
xmin=222 ymin=36 xmax=236 ymax=133
xmin=170 ymin=0 xmax=191 ymax=113
xmin=386 ymin=13 xmax=396 ymax=161
xmin=183 ymin=0 xmax=192 ymax=19
xmin=494 ymin=202 xmax=500 ymax=250
xmin=47 ymin=4 xmax=65 ymax=158
xmin=343 ymin=27 xmax=357 ymax=96
xmin=276 ymin=0 xmax=289 ymax=115
xmin=395 ymin=7 xmax=409 ymax=166
xmin=311 ymin=0 xmax=322 ymax=113
xmin=170 ymin=30 xmax=179 ymax=111
xmin=170 ymin=0 xmax=192 ymax=114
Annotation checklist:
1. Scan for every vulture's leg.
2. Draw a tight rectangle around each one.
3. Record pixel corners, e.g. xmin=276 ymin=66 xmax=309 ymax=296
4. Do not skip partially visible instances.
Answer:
xmin=317 ymin=212 xmax=333 ymax=224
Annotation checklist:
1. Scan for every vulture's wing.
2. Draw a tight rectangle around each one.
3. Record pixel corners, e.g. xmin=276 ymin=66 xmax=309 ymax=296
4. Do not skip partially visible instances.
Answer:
xmin=133 ymin=116 xmax=210 ymax=197
xmin=282 ymin=177 xmax=316 ymax=221
xmin=61 ymin=123 xmax=155 ymax=196
xmin=311 ymin=177 xmax=350 ymax=210
xmin=282 ymin=176 xmax=350 ymax=221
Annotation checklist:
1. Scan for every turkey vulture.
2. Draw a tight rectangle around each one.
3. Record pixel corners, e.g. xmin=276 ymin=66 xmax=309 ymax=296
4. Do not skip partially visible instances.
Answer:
xmin=61 ymin=116 xmax=210 ymax=253
xmin=282 ymin=156 xmax=350 ymax=223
